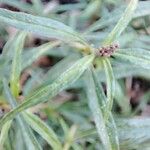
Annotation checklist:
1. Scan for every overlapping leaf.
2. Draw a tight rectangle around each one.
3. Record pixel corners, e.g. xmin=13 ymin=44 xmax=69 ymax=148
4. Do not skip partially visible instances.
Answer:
xmin=0 ymin=55 xmax=94 ymax=128
xmin=103 ymin=0 xmax=138 ymax=45
xmin=10 ymin=32 xmax=27 ymax=97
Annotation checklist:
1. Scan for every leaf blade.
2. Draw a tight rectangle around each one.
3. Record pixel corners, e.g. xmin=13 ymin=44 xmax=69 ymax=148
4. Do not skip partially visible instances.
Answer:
xmin=10 ymin=32 xmax=27 ymax=97
xmin=103 ymin=0 xmax=138 ymax=45
xmin=102 ymin=58 xmax=115 ymax=120
xmin=88 ymin=68 xmax=119 ymax=150
xmin=84 ymin=68 xmax=112 ymax=150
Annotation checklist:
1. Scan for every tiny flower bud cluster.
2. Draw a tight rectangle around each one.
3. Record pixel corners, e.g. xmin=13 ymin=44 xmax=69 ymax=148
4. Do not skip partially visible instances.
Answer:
xmin=95 ymin=43 xmax=119 ymax=57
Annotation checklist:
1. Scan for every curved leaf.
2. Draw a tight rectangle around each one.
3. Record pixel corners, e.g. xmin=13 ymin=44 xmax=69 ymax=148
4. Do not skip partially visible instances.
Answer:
xmin=103 ymin=0 xmax=138 ymax=45
xmin=102 ymin=58 xmax=115 ymax=120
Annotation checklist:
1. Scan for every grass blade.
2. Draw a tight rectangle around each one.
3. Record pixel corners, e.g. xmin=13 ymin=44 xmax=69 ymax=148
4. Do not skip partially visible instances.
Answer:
xmin=0 ymin=55 xmax=94 ymax=128
xmin=103 ymin=0 xmax=138 ymax=45
xmin=23 ymin=112 xmax=62 ymax=150
xmin=10 ymin=32 xmax=27 ymax=97
xmin=0 ymin=8 xmax=88 ymax=46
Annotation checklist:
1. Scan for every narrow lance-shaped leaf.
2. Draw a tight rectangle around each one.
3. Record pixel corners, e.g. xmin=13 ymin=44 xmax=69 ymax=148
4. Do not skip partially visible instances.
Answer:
xmin=86 ymin=67 xmax=119 ymax=150
xmin=85 ymin=1 xmax=147 ymax=34
xmin=117 ymin=48 xmax=150 ymax=61
xmin=10 ymin=32 xmax=27 ymax=97
xmin=23 ymin=112 xmax=62 ymax=150
xmin=0 ymin=55 xmax=94 ymax=128
xmin=103 ymin=0 xmax=138 ymax=45
xmin=102 ymin=58 xmax=115 ymax=120
xmin=114 ymin=49 xmax=150 ymax=70
xmin=3 ymin=32 xmax=41 ymax=150
xmin=1 ymin=32 xmax=26 ymax=78
xmin=84 ymin=68 xmax=112 ymax=150
xmin=92 ymin=68 xmax=119 ymax=150
xmin=0 ymin=8 xmax=88 ymax=47
xmin=3 ymin=79 xmax=42 ymax=150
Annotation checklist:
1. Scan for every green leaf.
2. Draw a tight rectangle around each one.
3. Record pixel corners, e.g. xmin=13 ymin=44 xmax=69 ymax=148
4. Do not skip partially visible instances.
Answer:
xmin=114 ymin=49 xmax=150 ymax=70
xmin=85 ymin=68 xmax=119 ymax=150
xmin=84 ymin=10 xmax=121 ymax=34
xmin=84 ymin=68 xmax=112 ymax=150
xmin=117 ymin=48 xmax=150 ymax=61
xmin=102 ymin=58 xmax=115 ymax=120
xmin=1 ymin=32 xmax=26 ymax=78
xmin=85 ymin=1 xmax=149 ymax=34
xmin=0 ymin=8 xmax=88 ymax=46
xmin=107 ymin=114 xmax=120 ymax=150
xmin=0 ymin=55 xmax=94 ymax=128
xmin=103 ymin=0 xmax=138 ymax=45
xmin=117 ymin=118 xmax=150 ymax=150
xmin=0 ymin=120 xmax=12 ymax=150
xmin=10 ymin=32 xmax=27 ymax=97
xmin=23 ymin=112 xmax=62 ymax=150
